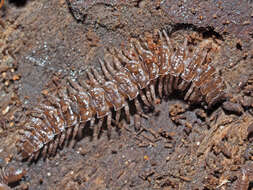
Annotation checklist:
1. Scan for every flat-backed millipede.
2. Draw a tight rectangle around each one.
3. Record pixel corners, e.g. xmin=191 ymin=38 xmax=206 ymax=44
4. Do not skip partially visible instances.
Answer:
xmin=17 ymin=29 xmax=227 ymax=161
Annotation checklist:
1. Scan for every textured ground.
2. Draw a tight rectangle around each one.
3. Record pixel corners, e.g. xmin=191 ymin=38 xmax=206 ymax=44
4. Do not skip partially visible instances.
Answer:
xmin=0 ymin=0 xmax=253 ymax=189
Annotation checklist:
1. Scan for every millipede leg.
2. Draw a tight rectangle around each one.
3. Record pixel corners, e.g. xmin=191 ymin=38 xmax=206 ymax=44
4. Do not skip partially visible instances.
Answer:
xmin=94 ymin=118 xmax=103 ymax=139
xmin=100 ymin=59 xmax=114 ymax=81
xmin=65 ymin=127 xmax=72 ymax=145
xmin=173 ymin=77 xmax=180 ymax=90
xmin=134 ymin=99 xmax=143 ymax=131
xmin=134 ymin=98 xmax=142 ymax=113
xmin=72 ymin=124 xmax=79 ymax=140
xmin=69 ymin=125 xmax=79 ymax=148
xmin=90 ymin=118 xmax=95 ymax=127
xmin=105 ymin=56 xmax=118 ymax=75
xmin=163 ymin=30 xmax=173 ymax=51
xmin=59 ymin=131 xmax=66 ymax=147
xmin=91 ymin=68 xmax=105 ymax=84
xmin=115 ymin=110 xmax=121 ymax=125
xmin=140 ymin=90 xmax=152 ymax=107
xmin=34 ymin=151 xmax=40 ymax=161
xmin=42 ymin=145 xmax=48 ymax=159
xmin=107 ymin=112 xmax=112 ymax=137
xmin=124 ymin=104 xmax=130 ymax=124
xmin=183 ymin=38 xmax=189 ymax=57
xmin=78 ymin=123 xmax=85 ymax=139
xmin=168 ymin=75 xmax=174 ymax=94
xmin=52 ymin=135 xmax=60 ymax=155
xmin=178 ymin=80 xmax=190 ymax=91
xmin=27 ymin=155 xmax=34 ymax=162
xmin=48 ymin=141 xmax=54 ymax=156
xmin=150 ymin=81 xmax=160 ymax=104
xmin=134 ymin=114 xmax=141 ymax=131
xmin=184 ymin=84 xmax=194 ymax=101
xmin=145 ymin=89 xmax=153 ymax=105
xmin=158 ymin=76 xmax=164 ymax=98
xmin=164 ymin=75 xmax=170 ymax=96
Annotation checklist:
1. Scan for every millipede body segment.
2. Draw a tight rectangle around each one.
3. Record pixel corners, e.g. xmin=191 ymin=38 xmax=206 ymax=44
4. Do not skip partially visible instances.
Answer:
xmin=17 ymin=30 xmax=226 ymax=161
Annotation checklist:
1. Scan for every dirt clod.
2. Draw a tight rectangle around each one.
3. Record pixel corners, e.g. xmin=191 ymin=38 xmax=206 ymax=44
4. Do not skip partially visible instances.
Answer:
xmin=0 ymin=0 xmax=253 ymax=189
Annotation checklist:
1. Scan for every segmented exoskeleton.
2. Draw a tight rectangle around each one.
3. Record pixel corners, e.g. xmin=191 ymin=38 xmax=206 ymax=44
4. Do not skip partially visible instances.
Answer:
xmin=17 ymin=30 xmax=226 ymax=161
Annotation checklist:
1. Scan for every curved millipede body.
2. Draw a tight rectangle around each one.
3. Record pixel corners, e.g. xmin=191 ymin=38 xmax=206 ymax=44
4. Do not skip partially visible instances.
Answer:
xmin=17 ymin=30 xmax=226 ymax=161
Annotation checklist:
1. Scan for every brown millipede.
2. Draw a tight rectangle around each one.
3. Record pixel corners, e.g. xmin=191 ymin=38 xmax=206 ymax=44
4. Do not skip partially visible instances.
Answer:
xmin=17 ymin=29 xmax=227 ymax=161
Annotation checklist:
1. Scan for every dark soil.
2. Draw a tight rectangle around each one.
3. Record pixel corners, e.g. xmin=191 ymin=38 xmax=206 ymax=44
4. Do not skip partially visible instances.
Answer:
xmin=0 ymin=0 xmax=253 ymax=189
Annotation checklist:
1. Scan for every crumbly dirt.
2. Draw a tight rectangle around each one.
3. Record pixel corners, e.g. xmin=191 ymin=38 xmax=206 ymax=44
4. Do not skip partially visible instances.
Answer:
xmin=0 ymin=0 xmax=253 ymax=189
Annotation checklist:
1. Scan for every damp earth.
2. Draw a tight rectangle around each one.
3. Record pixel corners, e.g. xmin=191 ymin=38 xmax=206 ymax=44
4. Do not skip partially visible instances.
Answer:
xmin=0 ymin=0 xmax=253 ymax=189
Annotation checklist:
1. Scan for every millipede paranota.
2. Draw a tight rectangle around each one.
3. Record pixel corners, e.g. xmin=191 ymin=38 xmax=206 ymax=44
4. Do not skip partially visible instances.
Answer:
xmin=17 ymin=29 xmax=227 ymax=161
